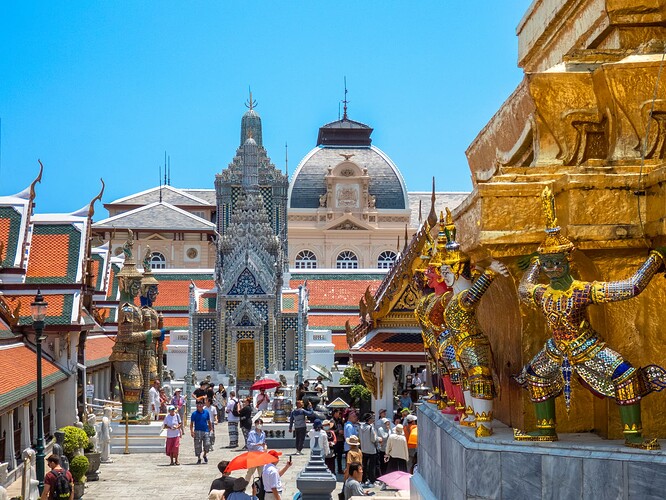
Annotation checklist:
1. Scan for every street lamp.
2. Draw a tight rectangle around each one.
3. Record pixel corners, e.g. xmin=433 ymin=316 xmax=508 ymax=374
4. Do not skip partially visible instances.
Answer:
xmin=31 ymin=290 xmax=48 ymax=493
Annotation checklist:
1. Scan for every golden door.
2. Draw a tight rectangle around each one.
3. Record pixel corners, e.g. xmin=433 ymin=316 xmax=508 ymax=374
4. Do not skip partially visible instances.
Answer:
xmin=237 ymin=340 xmax=255 ymax=380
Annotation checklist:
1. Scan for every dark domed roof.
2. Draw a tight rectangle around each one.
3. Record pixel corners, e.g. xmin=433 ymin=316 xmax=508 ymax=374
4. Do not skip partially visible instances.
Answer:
xmin=289 ymin=146 xmax=408 ymax=210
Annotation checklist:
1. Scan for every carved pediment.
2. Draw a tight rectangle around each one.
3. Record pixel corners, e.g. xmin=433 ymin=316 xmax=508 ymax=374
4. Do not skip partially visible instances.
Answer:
xmin=330 ymin=220 xmax=368 ymax=231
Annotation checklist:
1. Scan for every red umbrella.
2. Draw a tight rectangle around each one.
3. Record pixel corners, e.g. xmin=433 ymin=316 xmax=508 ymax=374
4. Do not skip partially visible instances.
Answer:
xmin=224 ymin=451 xmax=279 ymax=473
xmin=250 ymin=379 xmax=281 ymax=391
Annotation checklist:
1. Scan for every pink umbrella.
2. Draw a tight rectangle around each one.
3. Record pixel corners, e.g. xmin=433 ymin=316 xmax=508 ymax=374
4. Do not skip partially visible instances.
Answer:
xmin=377 ymin=471 xmax=412 ymax=491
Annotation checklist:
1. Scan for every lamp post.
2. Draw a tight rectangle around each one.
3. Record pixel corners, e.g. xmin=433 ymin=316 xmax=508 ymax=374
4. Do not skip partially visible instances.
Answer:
xmin=31 ymin=290 xmax=48 ymax=493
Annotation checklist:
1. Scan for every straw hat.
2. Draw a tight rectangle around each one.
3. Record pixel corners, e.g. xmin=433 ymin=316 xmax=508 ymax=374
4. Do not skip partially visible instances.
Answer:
xmin=395 ymin=424 xmax=404 ymax=435
xmin=346 ymin=435 xmax=360 ymax=446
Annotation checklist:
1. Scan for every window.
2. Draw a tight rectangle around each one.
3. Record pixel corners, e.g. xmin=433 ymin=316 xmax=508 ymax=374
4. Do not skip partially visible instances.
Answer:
xmin=336 ymin=250 xmax=358 ymax=269
xmin=150 ymin=252 xmax=167 ymax=269
xmin=295 ymin=250 xmax=317 ymax=269
xmin=377 ymin=250 xmax=398 ymax=269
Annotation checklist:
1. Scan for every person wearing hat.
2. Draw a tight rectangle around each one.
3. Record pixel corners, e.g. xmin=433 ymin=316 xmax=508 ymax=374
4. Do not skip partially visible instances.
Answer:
xmin=404 ymin=415 xmax=418 ymax=470
xmin=307 ymin=419 xmax=330 ymax=461
xmin=225 ymin=477 xmax=257 ymax=500
xmin=343 ymin=435 xmax=362 ymax=481
xmin=170 ymin=387 xmax=185 ymax=423
xmin=400 ymin=407 xmax=411 ymax=426
xmin=261 ymin=449 xmax=292 ymax=500
xmin=320 ymin=419 xmax=337 ymax=474
xmin=190 ymin=399 xmax=212 ymax=464
xmin=385 ymin=424 xmax=408 ymax=473
xmin=162 ymin=405 xmax=183 ymax=465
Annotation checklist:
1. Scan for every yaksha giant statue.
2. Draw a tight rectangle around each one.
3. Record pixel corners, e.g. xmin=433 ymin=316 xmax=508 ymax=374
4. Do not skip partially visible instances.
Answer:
xmin=110 ymin=232 xmax=165 ymax=419
xmin=440 ymin=208 xmax=508 ymax=437
xmin=414 ymin=214 xmax=463 ymax=415
xmin=514 ymin=187 xmax=666 ymax=449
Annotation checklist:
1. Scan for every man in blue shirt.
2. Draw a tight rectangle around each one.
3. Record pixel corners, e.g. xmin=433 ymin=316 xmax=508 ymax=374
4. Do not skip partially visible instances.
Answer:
xmin=190 ymin=400 xmax=212 ymax=464
xmin=244 ymin=417 xmax=267 ymax=481
xmin=343 ymin=410 xmax=359 ymax=453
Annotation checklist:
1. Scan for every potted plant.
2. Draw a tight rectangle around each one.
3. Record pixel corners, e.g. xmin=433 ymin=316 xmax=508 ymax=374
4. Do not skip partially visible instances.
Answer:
xmin=339 ymin=367 xmax=371 ymax=415
xmin=61 ymin=426 xmax=89 ymax=459
xmin=69 ymin=455 xmax=89 ymax=499
xmin=82 ymin=423 xmax=101 ymax=481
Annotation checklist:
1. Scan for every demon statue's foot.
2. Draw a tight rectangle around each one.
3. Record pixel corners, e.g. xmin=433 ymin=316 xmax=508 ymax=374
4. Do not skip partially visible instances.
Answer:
xmin=513 ymin=428 xmax=558 ymax=442
xmin=441 ymin=405 xmax=458 ymax=415
xmin=624 ymin=434 xmax=660 ymax=450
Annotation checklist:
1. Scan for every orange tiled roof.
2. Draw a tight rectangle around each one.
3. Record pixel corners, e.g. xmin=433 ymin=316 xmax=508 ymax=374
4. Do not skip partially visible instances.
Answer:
xmin=4 ymin=294 xmax=74 ymax=326
xmin=354 ymin=331 xmax=425 ymax=353
xmin=162 ymin=316 xmax=189 ymax=328
xmin=90 ymin=258 xmax=101 ymax=289
xmin=0 ymin=345 xmax=67 ymax=407
xmin=153 ymin=275 xmax=214 ymax=311
xmin=332 ymin=335 xmax=349 ymax=352
xmin=85 ymin=335 xmax=115 ymax=367
xmin=0 ymin=217 xmax=10 ymax=260
xmin=106 ymin=265 xmax=118 ymax=299
xmin=291 ymin=278 xmax=382 ymax=309
xmin=308 ymin=314 xmax=359 ymax=330
xmin=26 ymin=224 xmax=82 ymax=283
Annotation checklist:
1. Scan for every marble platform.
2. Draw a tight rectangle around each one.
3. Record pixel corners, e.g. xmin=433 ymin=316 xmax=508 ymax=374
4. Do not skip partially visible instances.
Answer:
xmin=110 ymin=420 xmax=165 ymax=454
xmin=412 ymin=403 xmax=666 ymax=500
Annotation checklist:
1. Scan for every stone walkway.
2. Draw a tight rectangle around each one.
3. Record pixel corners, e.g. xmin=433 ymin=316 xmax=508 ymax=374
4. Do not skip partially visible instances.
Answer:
xmin=74 ymin=427 xmax=403 ymax=499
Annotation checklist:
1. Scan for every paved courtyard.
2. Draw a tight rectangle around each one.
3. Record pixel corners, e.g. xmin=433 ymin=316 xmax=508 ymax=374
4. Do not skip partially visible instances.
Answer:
xmin=21 ymin=425 xmax=405 ymax=499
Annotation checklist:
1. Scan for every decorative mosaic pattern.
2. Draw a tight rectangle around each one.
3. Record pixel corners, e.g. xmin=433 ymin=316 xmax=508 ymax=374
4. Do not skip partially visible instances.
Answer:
xmin=228 ymin=268 xmax=265 ymax=296
xmin=26 ymin=224 xmax=82 ymax=284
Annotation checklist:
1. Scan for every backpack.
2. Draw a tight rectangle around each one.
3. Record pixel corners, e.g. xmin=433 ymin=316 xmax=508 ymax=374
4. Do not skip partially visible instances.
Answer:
xmin=232 ymin=398 xmax=240 ymax=417
xmin=52 ymin=469 xmax=71 ymax=499
xmin=253 ymin=475 xmax=266 ymax=500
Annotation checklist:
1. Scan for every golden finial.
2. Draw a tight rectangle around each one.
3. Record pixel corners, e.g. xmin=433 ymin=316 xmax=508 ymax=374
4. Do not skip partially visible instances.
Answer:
xmin=537 ymin=186 xmax=574 ymax=255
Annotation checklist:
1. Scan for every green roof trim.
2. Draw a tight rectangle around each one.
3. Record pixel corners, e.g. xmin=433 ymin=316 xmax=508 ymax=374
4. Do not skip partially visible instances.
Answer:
xmin=0 ymin=370 xmax=68 ymax=409
xmin=19 ymin=294 xmax=75 ymax=326
xmin=155 ymin=274 xmax=213 ymax=281
xmin=0 ymin=206 xmax=22 ymax=267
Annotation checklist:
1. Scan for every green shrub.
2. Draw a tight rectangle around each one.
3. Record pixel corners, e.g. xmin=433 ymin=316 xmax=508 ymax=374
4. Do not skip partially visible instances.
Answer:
xmin=341 ymin=367 xmax=363 ymax=385
xmin=350 ymin=384 xmax=371 ymax=404
xmin=69 ymin=455 xmax=89 ymax=483
xmin=82 ymin=423 xmax=96 ymax=438
xmin=60 ymin=426 xmax=89 ymax=460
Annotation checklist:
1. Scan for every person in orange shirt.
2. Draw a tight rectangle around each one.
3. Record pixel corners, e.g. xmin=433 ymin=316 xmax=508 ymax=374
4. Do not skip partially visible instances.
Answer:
xmin=404 ymin=414 xmax=418 ymax=471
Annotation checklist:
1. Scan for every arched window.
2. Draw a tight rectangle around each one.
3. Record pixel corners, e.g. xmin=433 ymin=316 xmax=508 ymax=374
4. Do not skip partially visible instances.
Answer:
xmin=336 ymin=250 xmax=359 ymax=269
xmin=295 ymin=250 xmax=318 ymax=269
xmin=377 ymin=250 xmax=398 ymax=269
xmin=150 ymin=252 xmax=167 ymax=269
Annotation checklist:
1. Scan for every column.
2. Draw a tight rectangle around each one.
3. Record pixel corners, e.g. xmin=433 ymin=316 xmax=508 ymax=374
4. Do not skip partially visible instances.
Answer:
xmin=3 ymin=410 xmax=16 ymax=470
xmin=20 ymin=403 xmax=31 ymax=452
xmin=48 ymin=392 xmax=56 ymax=437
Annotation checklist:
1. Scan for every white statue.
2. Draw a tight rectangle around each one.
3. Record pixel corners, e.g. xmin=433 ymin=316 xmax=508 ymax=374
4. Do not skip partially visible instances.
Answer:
xmin=0 ymin=485 xmax=7 ymax=500
xmin=100 ymin=406 xmax=113 ymax=463
xmin=87 ymin=413 xmax=99 ymax=453
xmin=163 ymin=383 xmax=173 ymax=401
xmin=21 ymin=448 xmax=39 ymax=500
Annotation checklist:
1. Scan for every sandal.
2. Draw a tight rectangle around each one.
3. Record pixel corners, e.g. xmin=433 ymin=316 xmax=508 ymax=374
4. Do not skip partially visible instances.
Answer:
xmin=175 ymin=461 xmax=180 ymax=465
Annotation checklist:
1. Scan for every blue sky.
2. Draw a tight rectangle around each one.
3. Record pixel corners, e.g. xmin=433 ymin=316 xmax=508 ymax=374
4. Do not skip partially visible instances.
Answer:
xmin=1 ymin=1 xmax=533 ymax=214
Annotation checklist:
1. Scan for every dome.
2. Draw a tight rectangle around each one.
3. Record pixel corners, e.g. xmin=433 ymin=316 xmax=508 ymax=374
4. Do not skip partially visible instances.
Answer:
xmin=288 ymin=145 xmax=408 ymax=210
xmin=241 ymin=108 xmax=262 ymax=147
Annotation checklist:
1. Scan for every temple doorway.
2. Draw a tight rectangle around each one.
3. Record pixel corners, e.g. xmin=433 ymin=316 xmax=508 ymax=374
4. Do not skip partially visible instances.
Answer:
xmin=237 ymin=339 xmax=255 ymax=390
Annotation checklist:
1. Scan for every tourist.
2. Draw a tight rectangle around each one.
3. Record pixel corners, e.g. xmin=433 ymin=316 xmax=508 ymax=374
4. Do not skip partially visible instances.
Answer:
xmin=41 ymin=454 xmax=73 ymax=500
xmin=206 ymin=382 xmax=215 ymax=403
xmin=343 ymin=435 xmax=362 ymax=481
xmin=239 ymin=397 xmax=254 ymax=450
xmin=343 ymin=410 xmax=359 ymax=453
xmin=261 ymin=450 xmax=292 ymax=500
xmin=255 ymin=388 xmax=270 ymax=411
xmin=214 ymin=383 xmax=228 ymax=423
xmin=226 ymin=477 xmax=258 ymax=500
xmin=210 ymin=460 xmax=237 ymax=496
xmin=162 ymin=405 xmax=183 ymax=466
xmin=400 ymin=407 xmax=411 ymax=426
xmin=170 ymin=388 xmax=185 ymax=423
xmin=376 ymin=417 xmax=390 ymax=476
xmin=314 ymin=375 xmax=325 ymax=391
xmin=190 ymin=400 xmax=212 ymax=464
xmin=404 ymin=415 xmax=418 ymax=471
xmin=194 ymin=381 xmax=208 ymax=403
xmin=226 ymin=390 xmax=241 ymax=448
xmin=399 ymin=390 xmax=412 ymax=411
xmin=409 ymin=384 xmax=419 ymax=405
xmin=385 ymin=424 xmax=408 ymax=473
xmin=343 ymin=462 xmax=370 ymax=499
xmin=205 ymin=398 xmax=218 ymax=450
xmin=288 ymin=400 xmax=313 ymax=455
xmin=358 ymin=413 xmax=378 ymax=486
xmin=149 ymin=379 xmax=161 ymax=420
xmin=296 ymin=383 xmax=306 ymax=401
xmin=245 ymin=418 xmax=267 ymax=481
xmin=413 ymin=372 xmax=423 ymax=386
xmin=307 ymin=419 xmax=329 ymax=458
xmin=321 ymin=419 xmax=337 ymax=474
xmin=331 ymin=409 xmax=346 ymax=475
xmin=315 ymin=385 xmax=327 ymax=405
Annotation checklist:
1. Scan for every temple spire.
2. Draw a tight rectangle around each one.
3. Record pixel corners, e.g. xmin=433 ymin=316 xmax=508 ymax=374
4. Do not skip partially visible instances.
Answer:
xmin=342 ymin=77 xmax=349 ymax=120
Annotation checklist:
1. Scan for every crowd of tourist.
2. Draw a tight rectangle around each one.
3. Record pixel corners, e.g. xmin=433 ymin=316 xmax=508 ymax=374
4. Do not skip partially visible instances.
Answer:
xmin=158 ymin=379 xmax=420 ymax=499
